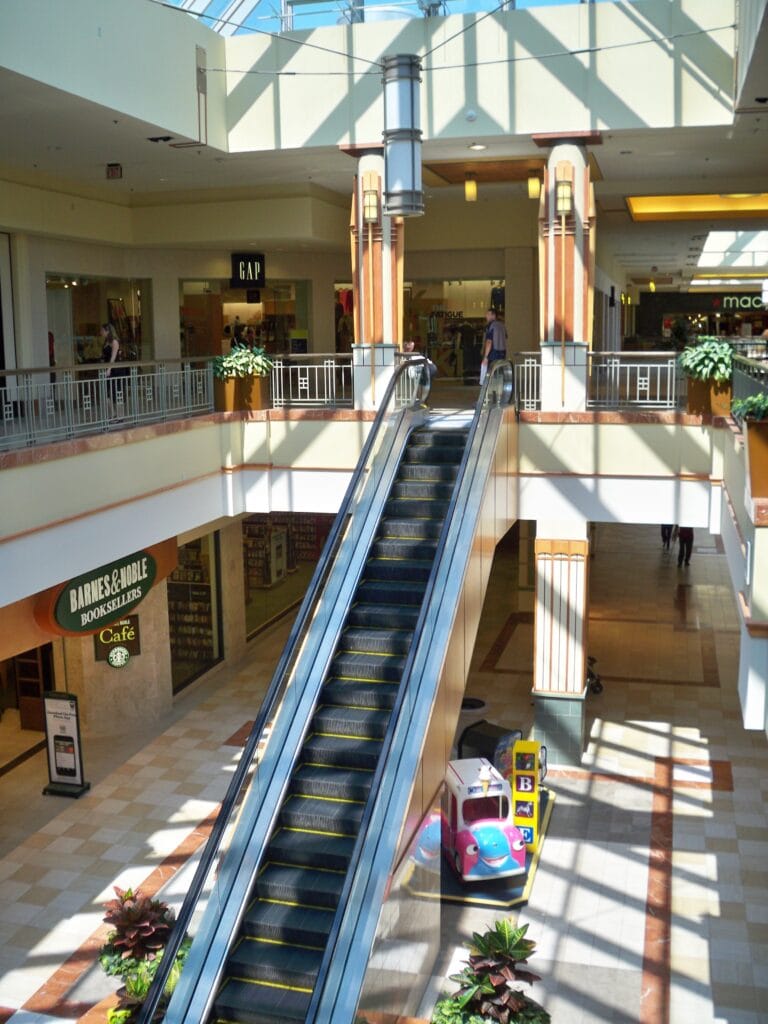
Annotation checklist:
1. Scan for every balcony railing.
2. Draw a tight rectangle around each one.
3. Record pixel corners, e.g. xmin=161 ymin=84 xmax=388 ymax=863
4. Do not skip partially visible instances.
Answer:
xmin=732 ymin=354 xmax=768 ymax=412
xmin=271 ymin=354 xmax=353 ymax=408
xmin=587 ymin=352 xmax=683 ymax=410
xmin=0 ymin=360 xmax=213 ymax=451
xmin=514 ymin=352 xmax=542 ymax=411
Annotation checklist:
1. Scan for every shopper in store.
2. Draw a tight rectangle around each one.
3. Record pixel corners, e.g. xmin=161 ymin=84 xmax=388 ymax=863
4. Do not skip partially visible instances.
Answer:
xmin=101 ymin=322 xmax=127 ymax=416
xmin=481 ymin=307 xmax=507 ymax=375
xmin=677 ymin=526 xmax=694 ymax=567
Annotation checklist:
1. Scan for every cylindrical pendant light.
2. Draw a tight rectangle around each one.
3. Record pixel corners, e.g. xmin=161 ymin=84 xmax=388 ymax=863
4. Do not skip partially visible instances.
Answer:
xmin=382 ymin=54 xmax=424 ymax=217
xmin=464 ymin=173 xmax=478 ymax=202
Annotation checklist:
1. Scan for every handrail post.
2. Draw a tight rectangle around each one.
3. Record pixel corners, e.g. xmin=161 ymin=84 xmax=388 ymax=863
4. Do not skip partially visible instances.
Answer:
xmin=159 ymin=363 xmax=168 ymax=420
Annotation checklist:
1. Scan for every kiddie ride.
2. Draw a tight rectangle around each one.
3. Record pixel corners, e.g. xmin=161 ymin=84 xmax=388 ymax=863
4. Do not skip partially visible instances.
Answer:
xmin=443 ymin=758 xmax=527 ymax=883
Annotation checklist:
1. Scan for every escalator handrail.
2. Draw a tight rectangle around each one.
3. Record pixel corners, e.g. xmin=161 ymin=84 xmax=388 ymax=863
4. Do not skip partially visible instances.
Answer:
xmin=137 ymin=356 xmax=431 ymax=1024
xmin=306 ymin=359 xmax=514 ymax=1022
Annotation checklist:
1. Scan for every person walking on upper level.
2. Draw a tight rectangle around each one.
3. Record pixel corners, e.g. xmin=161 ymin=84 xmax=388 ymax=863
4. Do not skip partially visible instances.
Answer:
xmin=481 ymin=308 xmax=507 ymax=374
xmin=677 ymin=526 xmax=694 ymax=567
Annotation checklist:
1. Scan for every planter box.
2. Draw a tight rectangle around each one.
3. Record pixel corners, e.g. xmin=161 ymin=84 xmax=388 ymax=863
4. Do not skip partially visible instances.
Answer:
xmin=686 ymin=378 xmax=731 ymax=416
xmin=77 ymin=991 xmax=121 ymax=1023
xmin=745 ymin=420 xmax=768 ymax=499
xmin=214 ymin=376 xmax=270 ymax=412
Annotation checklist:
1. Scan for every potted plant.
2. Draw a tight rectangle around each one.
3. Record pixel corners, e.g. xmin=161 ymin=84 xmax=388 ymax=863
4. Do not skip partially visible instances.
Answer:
xmin=97 ymin=886 xmax=191 ymax=1023
xmin=432 ymin=920 xmax=550 ymax=1024
xmin=732 ymin=393 xmax=768 ymax=498
xmin=212 ymin=343 xmax=273 ymax=412
xmin=678 ymin=336 xmax=732 ymax=416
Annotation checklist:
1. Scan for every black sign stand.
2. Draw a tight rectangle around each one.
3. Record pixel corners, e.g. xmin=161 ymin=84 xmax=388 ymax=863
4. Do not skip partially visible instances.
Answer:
xmin=42 ymin=691 xmax=91 ymax=798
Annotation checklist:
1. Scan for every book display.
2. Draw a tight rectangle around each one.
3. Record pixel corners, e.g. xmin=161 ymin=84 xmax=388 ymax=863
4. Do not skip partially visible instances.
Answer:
xmin=242 ymin=513 xmax=334 ymax=637
xmin=167 ymin=535 xmax=222 ymax=692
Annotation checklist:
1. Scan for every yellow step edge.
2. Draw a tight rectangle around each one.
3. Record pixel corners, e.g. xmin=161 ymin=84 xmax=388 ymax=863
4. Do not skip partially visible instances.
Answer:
xmin=287 ymin=792 xmax=363 ymax=805
xmin=264 ymin=858 xmax=346 ymax=875
xmin=298 ymin=762 xmax=374 ymax=774
xmin=258 ymin=895 xmax=337 ymax=913
xmin=239 ymin=935 xmax=325 ymax=953
xmin=311 ymin=730 xmax=381 ymax=742
xmin=228 ymin=974 xmax=313 ymax=995
xmin=279 ymin=823 xmax=352 ymax=837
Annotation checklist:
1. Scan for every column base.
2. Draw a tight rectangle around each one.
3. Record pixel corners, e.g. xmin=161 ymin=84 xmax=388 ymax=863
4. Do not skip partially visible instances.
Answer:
xmin=533 ymin=689 xmax=587 ymax=767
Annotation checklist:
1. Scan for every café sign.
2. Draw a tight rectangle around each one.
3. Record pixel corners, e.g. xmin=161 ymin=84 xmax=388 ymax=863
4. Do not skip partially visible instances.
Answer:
xmin=230 ymin=252 xmax=265 ymax=289
xmin=94 ymin=615 xmax=141 ymax=662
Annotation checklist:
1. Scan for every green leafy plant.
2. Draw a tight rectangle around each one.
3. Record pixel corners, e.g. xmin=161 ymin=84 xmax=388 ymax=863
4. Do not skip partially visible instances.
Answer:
xmin=678 ymin=337 xmax=733 ymax=383
xmin=434 ymin=920 xmax=550 ymax=1024
xmin=212 ymin=343 xmax=273 ymax=380
xmin=732 ymin=393 xmax=768 ymax=422
xmin=99 ymin=887 xmax=175 ymax=975
xmin=106 ymin=1009 xmax=134 ymax=1024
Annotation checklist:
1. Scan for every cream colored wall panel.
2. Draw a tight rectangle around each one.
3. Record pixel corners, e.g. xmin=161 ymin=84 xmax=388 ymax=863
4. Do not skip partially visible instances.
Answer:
xmin=519 ymin=423 xmax=711 ymax=478
xmin=0 ymin=0 xmax=227 ymax=149
xmin=0 ymin=426 xmax=224 ymax=541
xmin=0 ymin=181 xmax=132 ymax=244
xmin=266 ymin=419 xmax=372 ymax=470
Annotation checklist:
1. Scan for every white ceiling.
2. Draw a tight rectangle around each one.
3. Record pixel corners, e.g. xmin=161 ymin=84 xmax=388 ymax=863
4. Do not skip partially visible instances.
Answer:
xmin=1 ymin=60 xmax=768 ymax=286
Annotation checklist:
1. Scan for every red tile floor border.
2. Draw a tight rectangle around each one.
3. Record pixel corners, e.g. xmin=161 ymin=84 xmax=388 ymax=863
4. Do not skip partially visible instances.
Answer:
xmin=20 ymin=810 xmax=219 ymax=1019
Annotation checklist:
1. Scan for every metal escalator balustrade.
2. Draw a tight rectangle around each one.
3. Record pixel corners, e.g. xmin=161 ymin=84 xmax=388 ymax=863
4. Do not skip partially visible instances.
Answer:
xmin=137 ymin=358 xmax=434 ymax=1024
xmin=211 ymin=424 xmax=470 ymax=1024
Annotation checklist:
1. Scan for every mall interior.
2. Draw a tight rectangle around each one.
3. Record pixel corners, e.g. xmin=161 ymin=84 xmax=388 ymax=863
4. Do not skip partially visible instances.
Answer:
xmin=1 ymin=1 xmax=768 ymax=1023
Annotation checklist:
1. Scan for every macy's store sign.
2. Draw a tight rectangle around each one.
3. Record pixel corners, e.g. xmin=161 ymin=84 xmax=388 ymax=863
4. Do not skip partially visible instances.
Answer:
xmin=712 ymin=294 xmax=768 ymax=310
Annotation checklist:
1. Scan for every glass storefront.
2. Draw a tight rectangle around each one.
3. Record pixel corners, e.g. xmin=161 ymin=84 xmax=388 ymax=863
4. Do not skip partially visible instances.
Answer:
xmin=242 ymin=513 xmax=334 ymax=637
xmin=167 ymin=534 xmax=223 ymax=693
xmin=404 ymin=279 xmax=505 ymax=382
xmin=180 ymin=280 xmax=311 ymax=358
xmin=45 ymin=274 xmax=153 ymax=365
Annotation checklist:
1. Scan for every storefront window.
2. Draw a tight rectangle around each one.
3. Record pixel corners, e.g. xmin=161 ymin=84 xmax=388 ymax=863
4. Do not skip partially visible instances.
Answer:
xmin=45 ymin=274 xmax=153 ymax=366
xmin=180 ymin=280 xmax=310 ymax=358
xmin=404 ymin=279 xmax=505 ymax=382
xmin=242 ymin=513 xmax=334 ymax=638
xmin=167 ymin=534 xmax=223 ymax=693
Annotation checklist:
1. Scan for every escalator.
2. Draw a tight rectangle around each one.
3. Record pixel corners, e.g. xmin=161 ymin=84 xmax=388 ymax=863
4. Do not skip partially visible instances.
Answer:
xmin=212 ymin=424 xmax=469 ymax=1024
xmin=143 ymin=359 xmax=515 ymax=1024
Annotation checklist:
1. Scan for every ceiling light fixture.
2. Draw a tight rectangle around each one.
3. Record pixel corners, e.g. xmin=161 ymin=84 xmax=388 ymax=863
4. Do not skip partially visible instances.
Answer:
xmin=527 ymin=175 xmax=541 ymax=200
xmin=464 ymin=173 xmax=477 ymax=202
xmin=468 ymin=143 xmax=487 ymax=151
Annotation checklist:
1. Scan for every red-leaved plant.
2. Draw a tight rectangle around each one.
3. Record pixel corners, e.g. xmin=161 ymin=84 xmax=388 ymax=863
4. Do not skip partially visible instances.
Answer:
xmin=100 ymin=886 xmax=175 ymax=972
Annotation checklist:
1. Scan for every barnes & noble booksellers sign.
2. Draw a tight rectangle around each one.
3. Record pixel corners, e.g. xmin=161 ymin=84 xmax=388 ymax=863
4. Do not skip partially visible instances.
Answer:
xmin=35 ymin=539 xmax=177 ymax=637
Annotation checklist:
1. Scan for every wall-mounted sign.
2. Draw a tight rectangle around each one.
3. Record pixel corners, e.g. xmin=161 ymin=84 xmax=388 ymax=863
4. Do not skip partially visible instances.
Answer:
xmin=35 ymin=539 xmax=177 ymax=638
xmin=94 ymin=615 xmax=141 ymax=663
xmin=715 ymin=294 xmax=767 ymax=310
xmin=230 ymin=253 xmax=265 ymax=289
xmin=52 ymin=552 xmax=156 ymax=634
xmin=42 ymin=692 xmax=90 ymax=798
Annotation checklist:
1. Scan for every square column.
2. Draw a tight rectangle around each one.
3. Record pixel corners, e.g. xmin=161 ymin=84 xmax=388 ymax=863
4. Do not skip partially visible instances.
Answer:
xmin=352 ymin=343 xmax=397 ymax=411
xmin=540 ymin=341 xmax=587 ymax=411
xmin=532 ymin=534 xmax=589 ymax=765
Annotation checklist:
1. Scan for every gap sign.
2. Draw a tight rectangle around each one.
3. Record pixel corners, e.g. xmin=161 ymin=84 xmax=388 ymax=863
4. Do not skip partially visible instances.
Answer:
xmin=230 ymin=253 xmax=265 ymax=289
xmin=54 ymin=552 xmax=157 ymax=633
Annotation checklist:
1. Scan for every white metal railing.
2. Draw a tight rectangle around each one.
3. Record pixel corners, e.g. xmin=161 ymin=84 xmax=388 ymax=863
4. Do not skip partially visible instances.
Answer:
xmin=732 ymin=354 xmax=768 ymax=412
xmin=270 ymin=354 xmax=353 ymax=408
xmin=513 ymin=352 xmax=542 ymax=411
xmin=587 ymin=352 xmax=682 ymax=409
xmin=0 ymin=360 xmax=213 ymax=451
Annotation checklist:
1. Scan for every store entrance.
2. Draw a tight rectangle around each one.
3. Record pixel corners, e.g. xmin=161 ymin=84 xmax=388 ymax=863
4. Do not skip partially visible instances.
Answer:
xmin=0 ymin=643 xmax=54 ymax=769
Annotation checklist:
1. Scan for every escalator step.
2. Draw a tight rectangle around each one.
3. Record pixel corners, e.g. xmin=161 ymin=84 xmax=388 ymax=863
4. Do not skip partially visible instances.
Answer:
xmin=391 ymin=480 xmax=456 ymax=500
xmin=356 ymin=579 xmax=427 ymax=605
xmin=229 ymin=936 xmax=324 ymax=987
xmin=302 ymin=732 xmax=383 ymax=770
xmin=312 ymin=704 xmax=391 ymax=739
xmin=377 ymin=518 xmax=444 ymax=540
xmin=340 ymin=625 xmax=414 ymax=656
xmin=398 ymin=461 xmax=460 ymax=482
xmin=384 ymin=497 xmax=450 ymax=519
xmin=403 ymin=446 xmax=464 ymax=464
xmin=370 ymin=537 xmax=439 ymax=561
xmin=214 ymin=977 xmax=310 ymax=1024
xmin=409 ymin=430 xmax=468 ymax=447
xmin=242 ymin=899 xmax=334 ymax=946
xmin=322 ymin=678 xmax=399 ymax=711
xmin=363 ymin=558 xmax=433 ymax=583
xmin=330 ymin=650 xmax=405 ymax=682
xmin=280 ymin=793 xmax=364 ymax=834
xmin=267 ymin=827 xmax=356 ymax=871
xmin=291 ymin=763 xmax=373 ymax=801
xmin=255 ymin=863 xmax=345 ymax=909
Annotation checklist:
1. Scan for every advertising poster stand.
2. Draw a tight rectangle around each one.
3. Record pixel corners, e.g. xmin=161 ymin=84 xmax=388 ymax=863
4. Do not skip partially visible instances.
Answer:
xmin=42 ymin=691 xmax=90 ymax=798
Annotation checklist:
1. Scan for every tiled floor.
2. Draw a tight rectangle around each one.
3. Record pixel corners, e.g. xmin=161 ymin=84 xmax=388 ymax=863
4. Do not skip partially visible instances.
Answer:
xmin=0 ymin=524 xmax=766 ymax=1024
